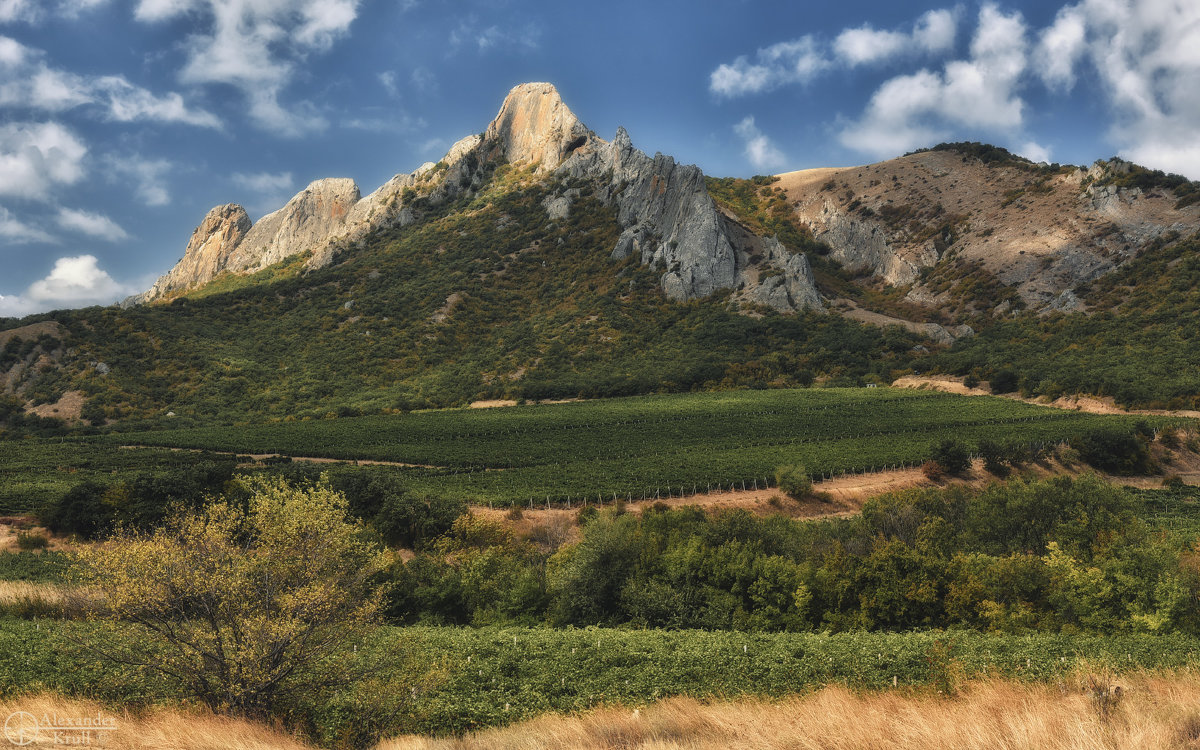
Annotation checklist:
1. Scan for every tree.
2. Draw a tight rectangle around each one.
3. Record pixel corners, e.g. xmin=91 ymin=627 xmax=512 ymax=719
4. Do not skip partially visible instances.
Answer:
xmin=68 ymin=475 xmax=388 ymax=717
xmin=933 ymin=439 xmax=971 ymax=476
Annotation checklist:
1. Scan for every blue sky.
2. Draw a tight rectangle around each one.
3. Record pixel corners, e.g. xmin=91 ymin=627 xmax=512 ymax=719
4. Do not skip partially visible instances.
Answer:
xmin=1 ymin=0 xmax=1198 ymax=316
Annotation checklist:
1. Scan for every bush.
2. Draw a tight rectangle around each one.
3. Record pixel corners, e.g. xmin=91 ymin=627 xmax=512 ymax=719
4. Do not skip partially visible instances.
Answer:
xmin=921 ymin=460 xmax=945 ymax=481
xmin=990 ymin=369 xmax=1020 ymax=394
xmin=15 ymin=531 xmax=48 ymax=551
xmin=933 ymin=439 xmax=971 ymax=475
xmin=977 ymin=439 xmax=1009 ymax=477
xmin=775 ymin=465 xmax=813 ymax=500
xmin=1075 ymin=428 xmax=1154 ymax=475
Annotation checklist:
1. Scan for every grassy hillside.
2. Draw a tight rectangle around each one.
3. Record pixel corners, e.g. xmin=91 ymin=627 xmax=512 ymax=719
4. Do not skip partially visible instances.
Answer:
xmin=1 ymin=168 xmax=925 ymax=429
xmin=936 ymin=232 xmax=1200 ymax=408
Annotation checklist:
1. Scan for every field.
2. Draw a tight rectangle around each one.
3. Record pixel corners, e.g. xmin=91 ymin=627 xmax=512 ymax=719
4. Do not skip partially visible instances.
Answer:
xmin=0 ymin=441 xmax=237 ymax=514
xmin=100 ymin=388 xmax=1160 ymax=506
xmin=1 ymin=617 xmax=1198 ymax=742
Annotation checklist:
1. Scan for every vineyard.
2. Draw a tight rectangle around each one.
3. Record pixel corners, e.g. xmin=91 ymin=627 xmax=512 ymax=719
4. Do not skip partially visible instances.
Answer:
xmin=103 ymin=388 xmax=1159 ymax=506
xmin=1 ymin=618 xmax=1197 ymax=740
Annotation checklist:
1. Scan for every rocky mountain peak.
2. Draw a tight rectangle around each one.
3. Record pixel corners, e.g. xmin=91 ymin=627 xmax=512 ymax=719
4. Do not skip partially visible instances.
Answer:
xmin=125 ymin=203 xmax=251 ymax=305
xmin=484 ymin=82 xmax=594 ymax=171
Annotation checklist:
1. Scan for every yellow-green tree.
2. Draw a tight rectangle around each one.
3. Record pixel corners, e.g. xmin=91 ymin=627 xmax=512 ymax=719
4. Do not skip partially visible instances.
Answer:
xmin=69 ymin=475 xmax=387 ymax=717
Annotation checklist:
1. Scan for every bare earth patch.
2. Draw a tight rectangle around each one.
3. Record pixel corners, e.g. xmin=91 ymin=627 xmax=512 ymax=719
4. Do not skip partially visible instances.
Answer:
xmin=25 ymin=389 xmax=86 ymax=422
xmin=893 ymin=374 xmax=1200 ymax=419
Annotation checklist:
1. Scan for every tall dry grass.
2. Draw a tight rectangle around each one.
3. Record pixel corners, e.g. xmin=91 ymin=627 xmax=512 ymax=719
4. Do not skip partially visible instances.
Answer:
xmin=0 ymin=695 xmax=313 ymax=750
xmin=8 ymin=676 xmax=1200 ymax=750
xmin=380 ymin=675 xmax=1200 ymax=750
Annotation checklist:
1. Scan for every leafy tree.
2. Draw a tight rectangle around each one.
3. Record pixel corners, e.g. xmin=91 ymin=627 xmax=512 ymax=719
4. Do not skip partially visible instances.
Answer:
xmin=989 ymin=369 xmax=1019 ymax=394
xmin=932 ymin=439 xmax=971 ymax=475
xmin=68 ymin=476 xmax=387 ymax=717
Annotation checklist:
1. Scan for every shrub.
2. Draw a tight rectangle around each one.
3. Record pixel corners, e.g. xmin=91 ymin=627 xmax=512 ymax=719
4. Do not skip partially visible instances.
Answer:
xmin=933 ymin=439 xmax=971 ymax=475
xmin=69 ymin=475 xmax=387 ymax=717
xmin=921 ymin=460 xmax=945 ymax=481
xmin=775 ymin=465 xmax=813 ymax=500
xmin=1075 ymin=428 xmax=1154 ymax=475
xmin=15 ymin=531 xmax=48 ymax=551
xmin=990 ymin=369 xmax=1020 ymax=394
xmin=977 ymin=439 xmax=1009 ymax=477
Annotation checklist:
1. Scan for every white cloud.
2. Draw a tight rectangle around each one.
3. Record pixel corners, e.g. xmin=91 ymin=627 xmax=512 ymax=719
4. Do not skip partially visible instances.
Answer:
xmin=378 ymin=70 xmax=398 ymax=97
xmin=1053 ymin=0 xmax=1200 ymax=178
xmin=0 ymin=0 xmax=37 ymax=23
xmin=233 ymin=171 xmax=294 ymax=195
xmin=136 ymin=0 xmax=360 ymax=135
xmin=839 ymin=4 xmax=1028 ymax=157
xmin=56 ymin=207 xmax=128 ymax=241
xmin=1019 ymin=140 xmax=1052 ymax=163
xmin=733 ymin=116 xmax=787 ymax=172
xmin=1035 ymin=5 xmax=1087 ymax=91
xmin=0 ymin=206 xmax=55 ymax=243
xmin=449 ymin=18 xmax=541 ymax=54
xmin=233 ymin=171 xmax=295 ymax=212
xmin=0 ymin=121 xmax=87 ymax=200
xmin=105 ymin=155 xmax=172 ymax=206
xmin=28 ymin=254 xmax=127 ymax=304
xmin=56 ymin=0 xmax=113 ymax=18
xmin=0 ymin=255 xmax=136 ymax=317
xmin=0 ymin=36 xmax=220 ymax=128
xmin=834 ymin=8 xmax=958 ymax=66
xmin=710 ymin=36 xmax=828 ymax=97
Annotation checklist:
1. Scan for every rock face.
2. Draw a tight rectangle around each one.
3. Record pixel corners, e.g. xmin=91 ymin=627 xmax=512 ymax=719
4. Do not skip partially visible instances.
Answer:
xmin=225 ymin=178 xmax=360 ymax=273
xmin=775 ymin=151 xmax=1200 ymax=313
xmin=130 ymin=205 xmax=250 ymax=303
xmin=485 ymin=82 xmax=593 ymax=172
xmin=133 ymin=82 xmax=823 ymax=313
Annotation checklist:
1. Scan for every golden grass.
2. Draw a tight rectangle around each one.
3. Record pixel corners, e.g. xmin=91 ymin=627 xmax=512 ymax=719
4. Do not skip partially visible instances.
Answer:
xmin=7 ymin=676 xmax=1200 ymax=750
xmin=0 ymin=580 xmax=68 ymax=606
xmin=379 ymin=676 xmax=1200 ymax=750
xmin=0 ymin=695 xmax=314 ymax=750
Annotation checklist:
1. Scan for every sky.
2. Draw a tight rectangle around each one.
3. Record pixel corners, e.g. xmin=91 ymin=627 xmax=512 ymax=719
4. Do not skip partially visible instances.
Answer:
xmin=1 ymin=0 xmax=1198 ymax=317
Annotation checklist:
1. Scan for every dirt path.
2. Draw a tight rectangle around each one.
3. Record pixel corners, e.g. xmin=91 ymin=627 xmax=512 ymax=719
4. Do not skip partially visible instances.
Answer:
xmin=892 ymin=375 xmax=1200 ymax=419
xmin=119 ymin=445 xmax=442 ymax=469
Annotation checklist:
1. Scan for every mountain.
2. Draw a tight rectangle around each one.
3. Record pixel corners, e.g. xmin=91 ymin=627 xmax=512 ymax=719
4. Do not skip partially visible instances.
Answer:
xmin=131 ymin=82 xmax=822 ymax=314
xmin=3 ymin=83 xmax=1200 ymax=429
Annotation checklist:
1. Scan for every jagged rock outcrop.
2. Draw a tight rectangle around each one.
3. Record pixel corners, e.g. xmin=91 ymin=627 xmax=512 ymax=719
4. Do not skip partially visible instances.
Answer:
xmin=133 ymin=82 xmax=822 ymax=313
xmin=485 ymin=82 xmax=594 ymax=171
xmin=225 ymin=178 xmax=361 ymax=273
xmin=128 ymin=205 xmax=250 ymax=304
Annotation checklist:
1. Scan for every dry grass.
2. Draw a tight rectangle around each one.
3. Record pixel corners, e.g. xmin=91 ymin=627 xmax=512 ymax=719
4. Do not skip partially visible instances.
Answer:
xmin=0 ymin=580 xmax=69 ymax=607
xmin=0 ymin=695 xmax=314 ymax=750
xmin=379 ymin=675 xmax=1200 ymax=750
xmin=8 ymin=676 xmax=1200 ymax=750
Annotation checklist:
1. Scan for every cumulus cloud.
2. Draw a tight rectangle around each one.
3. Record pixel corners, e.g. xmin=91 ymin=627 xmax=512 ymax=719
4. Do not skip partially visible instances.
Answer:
xmin=0 ymin=36 xmax=220 ymax=127
xmin=56 ymin=207 xmax=128 ymax=241
xmin=1035 ymin=5 xmax=1087 ymax=91
xmin=734 ymin=116 xmax=787 ymax=171
xmin=834 ymin=8 xmax=958 ymax=66
xmin=839 ymin=4 xmax=1028 ymax=157
xmin=0 ymin=121 xmax=88 ymax=200
xmin=710 ymin=36 xmax=828 ymax=98
xmin=134 ymin=0 xmax=360 ymax=135
xmin=105 ymin=156 xmax=172 ymax=206
xmin=0 ymin=255 xmax=135 ymax=317
xmin=1050 ymin=0 xmax=1200 ymax=178
xmin=1019 ymin=140 xmax=1052 ymax=164
xmin=0 ymin=0 xmax=37 ymax=22
xmin=0 ymin=206 xmax=55 ymax=243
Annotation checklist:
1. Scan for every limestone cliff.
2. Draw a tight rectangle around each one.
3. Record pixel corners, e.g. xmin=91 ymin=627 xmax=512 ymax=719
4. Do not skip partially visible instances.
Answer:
xmin=134 ymin=82 xmax=822 ymax=313
xmin=127 ymin=204 xmax=250 ymax=304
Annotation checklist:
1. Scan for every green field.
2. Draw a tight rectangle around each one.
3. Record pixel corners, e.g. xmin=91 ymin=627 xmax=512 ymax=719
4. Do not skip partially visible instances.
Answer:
xmin=103 ymin=388 xmax=1160 ymax=505
xmin=1 ymin=618 xmax=1196 ymax=742
xmin=0 ymin=441 xmax=237 ymax=514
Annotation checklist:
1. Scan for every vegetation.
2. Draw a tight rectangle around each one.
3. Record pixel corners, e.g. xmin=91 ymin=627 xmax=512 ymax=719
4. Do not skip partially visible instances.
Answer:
xmin=0 ymin=173 xmax=926 ymax=428
xmin=937 ymin=233 xmax=1200 ymax=409
xmin=98 ymin=388 xmax=1152 ymax=506
xmin=68 ymin=476 xmax=387 ymax=716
